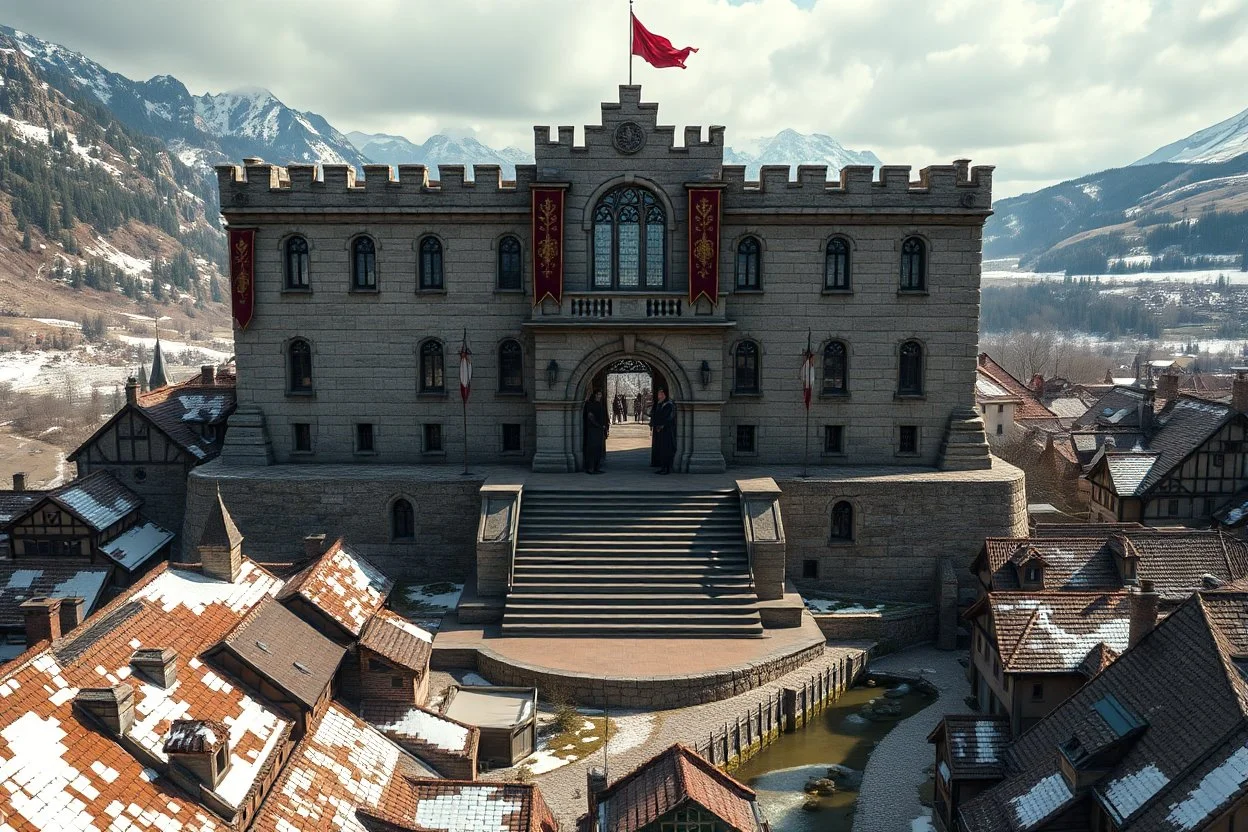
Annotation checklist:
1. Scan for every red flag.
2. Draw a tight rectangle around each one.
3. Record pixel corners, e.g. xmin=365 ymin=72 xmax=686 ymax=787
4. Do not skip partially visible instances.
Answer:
xmin=228 ymin=228 xmax=256 ymax=331
xmin=801 ymin=334 xmax=816 ymax=410
xmin=458 ymin=332 xmax=473 ymax=403
xmin=632 ymin=14 xmax=697 ymax=69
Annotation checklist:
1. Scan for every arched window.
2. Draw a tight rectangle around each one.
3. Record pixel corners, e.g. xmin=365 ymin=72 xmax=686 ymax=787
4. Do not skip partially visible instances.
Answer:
xmin=420 ymin=236 xmax=444 ymax=290
xmin=592 ymin=185 xmax=666 ymax=289
xmin=899 ymin=340 xmax=924 ymax=395
xmin=498 ymin=339 xmax=523 ymax=393
xmin=831 ymin=501 xmax=854 ymax=541
xmin=284 ymin=235 xmax=309 ymax=290
xmin=392 ymin=498 xmax=415 ymax=540
xmin=351 ymin=236 xmax=377 ymax=290
xmin=825 ymin=237 xmax=850 ymax=290
xmin=288 ymin=339 xmax=313 ymax=393
xmin=823 ymin=341 xmax=847 ymax=395
xmin=497 ymin=235 xmax=522 ymax=291
xmin=420 ymin=340 xmax=445 ymax=393
xmin=736 ymin=236 xmax=761 ymax=290
xmin=733 ymin=341 xmax=760 ymax=394
xmin=900 ymin=237 xmax=926 ymax=291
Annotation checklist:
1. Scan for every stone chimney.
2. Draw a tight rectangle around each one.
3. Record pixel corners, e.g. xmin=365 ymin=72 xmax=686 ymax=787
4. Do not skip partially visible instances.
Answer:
xmin=130 ymin=647 xmax=179 ymax=688
xmin=197 ymin=489 xmax=243 ymax=583
xmin=21 ymin=597 xmax=62 ymax=644
xmin=200 ymin=365 xmax=216 ymax=385
xmin=1157 ymin=371 xmax=1179 ymax=402
xmin=303 ymin=533 xmax=328 ymax=562
xmin=75 ymin=685 xmax=135 ymax=735
xmin=125 ymin=376 xmax=139 ymax=406
xmin=1128 ymin=579 xmax=1159 ymax=649
xmin=11 ymin=472 xmax=25 ymax=492
xmin=586 ymin=765 xmax=609 ymax=821
xmin=57 ymin=597 xmax=85 ymax=634
xmin=1138 ymin=389 xmax=1156 ymax=431
xmin=164 ymin=719 xmax=229 ymax=789
xmin=1233 ymin=368 xmax=1248 ymax=415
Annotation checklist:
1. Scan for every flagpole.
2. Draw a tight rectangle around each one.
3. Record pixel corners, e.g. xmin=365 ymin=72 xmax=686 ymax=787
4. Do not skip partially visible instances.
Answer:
xmin=628 ymin=0 xmax=634 ymax=85
xmin=802 ymin=329 xmax=812 ymax=478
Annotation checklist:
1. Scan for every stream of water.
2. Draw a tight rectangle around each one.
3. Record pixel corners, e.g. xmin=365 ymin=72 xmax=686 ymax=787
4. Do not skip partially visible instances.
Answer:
xmin=732 ymin=682 xmax=933 ymax=831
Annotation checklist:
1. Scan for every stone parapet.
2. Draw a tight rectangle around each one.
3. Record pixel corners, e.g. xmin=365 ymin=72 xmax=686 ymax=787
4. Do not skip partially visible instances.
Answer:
xmin=737 ymin=476 xmax=786 ymax=602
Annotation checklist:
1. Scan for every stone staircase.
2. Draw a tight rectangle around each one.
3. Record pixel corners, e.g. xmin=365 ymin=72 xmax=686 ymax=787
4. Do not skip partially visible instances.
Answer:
xmin=501 ymin=488 xmax=764 ymax=637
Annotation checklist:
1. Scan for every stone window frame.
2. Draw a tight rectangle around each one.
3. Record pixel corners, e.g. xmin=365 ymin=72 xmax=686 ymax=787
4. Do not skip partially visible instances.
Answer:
xmin=417 ymin=338 xmax=447 ymax=397
xmin=291 ymin=421 xmax=315 ymax=456
xmin=895 ymin=338 xmax=927 ymax=399
xmin=280 ymin=233 xmax=312 ymax=293
xmin=421 ymin=422 xmax=446 ymax=457
xmin=896 ymin=424 xmax=922 ymax=457
xmin=821 ymin=338 xmax=850 ymax=398
xmin=285 ymin=337 xmax=315 ymax=397
xmin=582 ymin=176 xmax=674 ymax=292
xmin=730 ymin=338 xmax=762 ymax=397
xmin=496 ymin=337 xmax=526 ymax=396
xmin=348 ymin=233 xmax=380 ymax=293
xmin=354 ymin=421 xmax=378 ymax=456
xmin=822 ymin=234 xmax=854 ymax=294
xmin=829 ymin=499 xmax=856 ymax=544
xmin=733 ymin=233 xmax=763 ymax=293
xmin=387 ymin=493 xmax=417 ymax=541
xmin=733 ymin=423 xmax=759 ymax=457
xmin=417 ymin=234 xmax=447 ymax=293
xmin=499 ymin=422 xmax=525 ymax=456
xmin=494 ymin=233 xmax=525 ymax=293
xmin=822 ymin=424 xmax=847 ymax=458
xmin=897 ymin=233 xmax=931 ymax=294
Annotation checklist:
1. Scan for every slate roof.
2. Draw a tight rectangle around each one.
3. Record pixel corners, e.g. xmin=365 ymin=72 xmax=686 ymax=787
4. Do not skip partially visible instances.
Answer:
xmin=928 ymin=714 xmax=1010 ymax=779
xmin=1216 ymin=489 xmax=1248 ymax=528
xmin=1104 ymin=452 xmax=1159 ymax=495
xmin=359 ymin=609 xmax=433 ymax=673
xmin=0 ymin=563 xmax=110 ymax=630
xmin=98 ymin=520 xmax=174 ymax=571
xmin=199 ymin=488 xmax=243 ymax=551
xmin=361 ymin=701 xmax=478 ymax=757
xmin=278 ymin=539 xmax=393 ymax=637
xmin=977 ymin=355 xmax=1058 ymax=422
xmin=0 ymin=492 xmax=37 ymax=526
xmin=972 ymin=592 xmax=1132 ymax=673
xmin=1135 ymin=396 xmax=1239 ymax=493
xmin=960 ymin=592 xmax=1248 ymax=832
xmin=214 ymin=596 xmax=346 ymax=709
xmin=1073 ymin=385 xmax=1157 ymax=430
xmin=584 ymin=743 xmax=764 ymax=832
xmin=35 ymin=470 xmax=143 ymax=532
xmin=357 ymin=779 xmax=557 ymax=832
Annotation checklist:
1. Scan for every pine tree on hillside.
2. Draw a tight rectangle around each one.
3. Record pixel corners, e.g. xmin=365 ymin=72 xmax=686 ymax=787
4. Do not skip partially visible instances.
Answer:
xmin=20 ymin=228 xmax=31 ymax=251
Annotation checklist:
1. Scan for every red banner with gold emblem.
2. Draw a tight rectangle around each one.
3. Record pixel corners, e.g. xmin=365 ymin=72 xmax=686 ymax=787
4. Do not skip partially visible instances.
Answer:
xmin=531 ymin=188 xmax=565 ymax=306
xmin=688 ymin=188 xmax=722 ymax=305
xmin=228 ymin=228 xmax=256 ymax=330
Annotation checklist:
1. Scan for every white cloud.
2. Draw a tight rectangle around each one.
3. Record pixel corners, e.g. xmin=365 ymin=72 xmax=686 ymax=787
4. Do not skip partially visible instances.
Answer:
xmin=0 ymin=0 xmax=1246 ymax=198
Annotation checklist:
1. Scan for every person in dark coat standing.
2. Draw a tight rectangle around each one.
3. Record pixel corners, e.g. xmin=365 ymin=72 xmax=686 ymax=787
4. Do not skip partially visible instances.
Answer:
xmin=650 ymin=387 xmax=676 ymax=474
xmin=582 ymin=390 xmax=608 ymax=474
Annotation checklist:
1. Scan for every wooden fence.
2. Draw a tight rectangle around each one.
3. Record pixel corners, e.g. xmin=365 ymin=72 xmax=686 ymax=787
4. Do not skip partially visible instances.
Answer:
xmin=693 ymin=651 xmax=866 ymax=770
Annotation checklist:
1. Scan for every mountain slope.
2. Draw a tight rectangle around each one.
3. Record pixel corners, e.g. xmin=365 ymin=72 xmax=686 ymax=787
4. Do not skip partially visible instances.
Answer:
xmin=724 ymin=128 xmax=882 ymax=177
xmin=348 ymin=130 xmax=531 ymax=179
xmin=1133 ymin=106 xmax=1248 ymax=166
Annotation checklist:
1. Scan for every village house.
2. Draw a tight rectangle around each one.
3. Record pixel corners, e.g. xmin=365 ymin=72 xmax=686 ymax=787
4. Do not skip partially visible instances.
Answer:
xmin=976 ymin=354 xmax=1059 ymax=443
xmin=933 ymin=587 xmax=1248 ymax=831
xmin=0 ymin=562 xmax=110 ymax=660
xmin=355 ymin=779 xmax=558 ymax=832
xmin=577 ymin=743 xmax=771 ymax=832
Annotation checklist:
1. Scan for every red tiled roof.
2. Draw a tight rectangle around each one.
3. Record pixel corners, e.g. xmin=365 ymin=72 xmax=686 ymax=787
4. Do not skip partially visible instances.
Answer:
xmin=277 ymin=539 xmax=392 ymax=637
xmin=589 ymin=743 xmax=761 ymax=832
xmin=359 ymin=610 xmax=433 ymax=673
xmin=356 ymin=779 xmax=557 ymax=832
xmin=977 ymin=354 xmax=1058 ymax=422
xmin=975 ymin=592 xmax=1131 ymax=673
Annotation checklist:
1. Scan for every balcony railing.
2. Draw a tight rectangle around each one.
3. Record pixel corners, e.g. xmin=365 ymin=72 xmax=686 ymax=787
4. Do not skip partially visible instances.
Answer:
xmin=538 ymin=291 xmax=724 ymax=321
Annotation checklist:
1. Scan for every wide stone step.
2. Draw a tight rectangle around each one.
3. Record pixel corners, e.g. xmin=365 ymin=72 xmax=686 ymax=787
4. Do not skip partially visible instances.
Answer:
xmin=500 ymin=621 xmax=765 ymax=638
xmin=510 ymin=580 xmax=756 ymax=593
xmin=505 ymin=592 xmax=760 ymax=605
xmin=504 ymin=610 xmax=761 ymax=624
xmin=515 ymin=542 xmax=747 ymax=553
xmin=519 ymin=525 xmax=741 ymax=536
xmin=514 ymin=559 xmax=749 ymax=572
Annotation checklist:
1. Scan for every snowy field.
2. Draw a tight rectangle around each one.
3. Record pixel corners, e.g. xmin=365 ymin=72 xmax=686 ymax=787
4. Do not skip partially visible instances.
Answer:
xmin=984 ymin=267 xmax=1248 ymax=286
xmin=0 ymin=345 xmax=228 ymax=398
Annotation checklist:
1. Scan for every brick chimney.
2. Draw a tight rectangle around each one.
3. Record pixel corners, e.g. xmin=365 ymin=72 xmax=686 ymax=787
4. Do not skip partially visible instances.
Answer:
xmin=1157 ymin=371 xmax=1179 ymax=402
xmin=75 ymin=685 xmax=135 ymax=735
xmin=1128 ymin=579 xmax=1159 ymax=649
xmin=130 ymin=648 xmax=179 ymax=688
xmin=200 ymin=365 xmax=216 ymax=385
xmin=21 ymin=597 xmax=62 ymax=645
xmin=57 ymin=597 xmax=85 ymax=634
xmin=11 ymin=472 xmax=25 ymax=492
xmin=125 ymin=376 xmax=139 ymax=406
xmin=197 ymin=489 xmax=243 ymax=583
xmin=1233 ymin=368 xmax=1248 ymax=415
xmin=303 ymin=533 xmax=328 ymax=562
xmin=586 ymin=765 xmax=608 ymax=822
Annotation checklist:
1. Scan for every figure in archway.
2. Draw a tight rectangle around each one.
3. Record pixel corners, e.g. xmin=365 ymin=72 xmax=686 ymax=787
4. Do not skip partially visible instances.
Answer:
xmin=650 ymin=387 xmax=677 ymax=475
xmin=582 ymin=389 xmax=608 ymax=474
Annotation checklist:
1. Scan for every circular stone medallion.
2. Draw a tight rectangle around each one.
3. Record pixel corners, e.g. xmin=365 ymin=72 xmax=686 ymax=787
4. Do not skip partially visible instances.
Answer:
xmin=613 ymin=121 xmax=646 ymax=155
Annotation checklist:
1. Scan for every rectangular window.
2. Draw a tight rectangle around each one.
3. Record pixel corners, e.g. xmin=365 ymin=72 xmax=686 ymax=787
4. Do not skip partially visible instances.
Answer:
xmin=424 ymin=424 xmax=443 ymax=453
xmin=802 ymin=559 xmax=818 ymax=579
xmin=1031 ymin=683 xmax=1044 ymax=701
xmin=391 ymin=676 xmax=404 ymax=689
xmin=996 ymin=423 xmax=1004 ymax=435
xmin=1167 ymin=498 xmax=1179 ymax=516
xmin=292 ymin=423 xmax=312 ymax=453
xmin=1213 ymin=453 xmax=1226 ymax=468
xmin=502 ymin=423 xmax=522 ymax=453
xmin=356 ymin=423 xmax=375 ymax=453
xmin=824 ymin=425 xmax=844 ymax=454
xmin=736 ymin=425 xmax=757 ymax=454
xmin=997 ymin=404 xmax=1004 ymax=414
xmin=899 ymin=426 xmax=919 ymax=455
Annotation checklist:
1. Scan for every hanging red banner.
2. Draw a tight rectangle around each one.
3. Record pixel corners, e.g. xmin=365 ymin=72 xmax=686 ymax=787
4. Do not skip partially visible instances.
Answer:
xmin=228 ymin=228 xmax=256 ymax=330
xmin=531 ymin=188 xmax=565 ymax=306
xmin=687 ymin=188 xmax=722 ymax=306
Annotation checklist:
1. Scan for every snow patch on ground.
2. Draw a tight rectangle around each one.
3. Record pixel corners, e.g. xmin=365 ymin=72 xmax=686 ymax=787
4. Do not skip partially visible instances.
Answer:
xmin=85 ymin=237 xmax=151 ymax=276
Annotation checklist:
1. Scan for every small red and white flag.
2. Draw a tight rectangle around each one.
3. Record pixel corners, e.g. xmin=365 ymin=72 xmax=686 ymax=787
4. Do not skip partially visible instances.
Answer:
xmin=458 ymin=332 xmax=473 ymax=403
xmin=632 ymin=13 xmax=697 ymax=69
xmin=800 ymin=332 xmax=816 ymax=410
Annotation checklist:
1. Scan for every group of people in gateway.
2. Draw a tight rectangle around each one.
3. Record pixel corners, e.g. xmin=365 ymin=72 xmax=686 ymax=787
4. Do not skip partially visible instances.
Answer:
xmin=582 ymin=388 xmax=677 ymax=475
xmin=609 ymin=393 xmax=651 ymax=424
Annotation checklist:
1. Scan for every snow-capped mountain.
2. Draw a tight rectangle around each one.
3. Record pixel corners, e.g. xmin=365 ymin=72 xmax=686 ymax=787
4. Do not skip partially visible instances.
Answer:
xmin=347 ymin=130 xmax=532 ymax=179
xmin=1133 ymin=105 xmax=1248 ymax=166
xmin=724 ymin=129 xmax=882 ymax=177
xmin=0 ymin=25 xmax=368 ymax=171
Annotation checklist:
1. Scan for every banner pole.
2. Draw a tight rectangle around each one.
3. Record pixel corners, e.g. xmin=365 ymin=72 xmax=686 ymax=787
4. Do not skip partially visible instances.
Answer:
xmin=628 ymin=0 xmax=634 ymax=85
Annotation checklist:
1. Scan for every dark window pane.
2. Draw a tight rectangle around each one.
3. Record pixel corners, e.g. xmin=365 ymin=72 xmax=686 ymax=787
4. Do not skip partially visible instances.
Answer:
xmin=900 ymin=237 xmax=926 ymax=291
xmin=497 ymin=236 xmax=522 ymax=290
xmin=803 ymin=559 xmax=819 ymax=579
xmin=392 ymin=498 xmax=414 ymax=539
xmin=824 ymin=425 xmax=844 ymax=454
xmin=285 ymin=236 xmax=309 ymax=289
xmin=356 ymin=423 xmax=375 ymax=453
xmin=424 ymin=423 xmax=443 ymax=452
xmin=736 ymin=425 xmax=756 ymax=453
xmin=831 ymin=501 xmax=853 ymax=540
xmin=899 ymin=341 xmax=923 ymax=395
xmin=502 ymin=423 xmax=522 ymax=453
xmin=899 ymin=425 xmax=919 ymax=454
xmin=825 ymin=238 xmax=850 ymax=290
xmin=352 ymin=237 xmax=376 ymax=289
xmin=645 ymin=213 xmax=665 ymax=288
xmin=293 ymin=423 xmax=312 ymax=452
xmin=288 ymin=340 xmax=313 ymax=392
xmin=420 ymin=237 xmax=444 ymax=289
xmin=499 ymin=340 xmax=524 ymax=393
xmin=823 ymin=341 xmax=847 ymax=394
xmin=421 ymin=342 xmax=445 ymax=392
xmin=734 ymin=341 xmax=760 ymax=394
xmin=736 ymin=237 xmax=760 ymax=290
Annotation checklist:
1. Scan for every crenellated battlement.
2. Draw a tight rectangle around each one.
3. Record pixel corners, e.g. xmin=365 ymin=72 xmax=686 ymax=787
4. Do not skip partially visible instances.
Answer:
xmin=717 ymin=160 xmax=993 ymax=209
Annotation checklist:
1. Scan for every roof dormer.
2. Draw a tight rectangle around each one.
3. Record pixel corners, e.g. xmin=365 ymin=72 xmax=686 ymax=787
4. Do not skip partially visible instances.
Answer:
xmin=1107 ymin=533 xmax=1140 ymax=584
xmin=164 ymin=719 xmax=230 ymax=790
xmin=1009 ymin=545 xmax=1048 ymax=590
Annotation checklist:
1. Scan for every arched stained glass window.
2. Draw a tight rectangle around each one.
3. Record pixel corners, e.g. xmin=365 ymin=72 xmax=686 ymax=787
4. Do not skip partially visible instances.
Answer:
xmin=592 ymin=186 xmax=666 ymax=289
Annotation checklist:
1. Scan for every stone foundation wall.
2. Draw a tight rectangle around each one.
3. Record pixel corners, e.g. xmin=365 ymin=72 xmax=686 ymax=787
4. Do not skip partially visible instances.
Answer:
xmin=812 ymin=607 xmax=937 ymax=654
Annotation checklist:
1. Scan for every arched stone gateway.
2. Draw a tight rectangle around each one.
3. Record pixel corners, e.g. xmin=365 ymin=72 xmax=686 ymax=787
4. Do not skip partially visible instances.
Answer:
xmin=530 ymin=336 xmax=726 ymax=473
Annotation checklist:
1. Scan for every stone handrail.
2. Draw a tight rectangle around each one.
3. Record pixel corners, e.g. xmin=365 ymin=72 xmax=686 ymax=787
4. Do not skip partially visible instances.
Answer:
xmin=534 ymin=290 xmax=726 ymax=321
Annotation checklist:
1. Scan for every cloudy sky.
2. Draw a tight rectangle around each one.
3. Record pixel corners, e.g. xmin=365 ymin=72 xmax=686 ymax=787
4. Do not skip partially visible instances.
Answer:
xmin=1 ymin=0 xmax=1246 ymax=198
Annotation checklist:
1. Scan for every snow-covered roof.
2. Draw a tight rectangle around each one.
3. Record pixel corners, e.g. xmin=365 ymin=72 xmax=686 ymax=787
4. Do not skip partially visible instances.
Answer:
xmin=45 ymin=470 xmax=142 ymax=532
xmin=0 ymin=564 xmax=110 ymax=630
xmin=99 ymin=521 xmax=174 ymax=571
xmin=277 ymin=540 xmax=392 ymax=637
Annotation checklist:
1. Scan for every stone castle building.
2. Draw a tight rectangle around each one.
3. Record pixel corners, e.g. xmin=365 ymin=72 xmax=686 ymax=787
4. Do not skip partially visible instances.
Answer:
xmin=189 ymin=87 xmax=1026 ymax=605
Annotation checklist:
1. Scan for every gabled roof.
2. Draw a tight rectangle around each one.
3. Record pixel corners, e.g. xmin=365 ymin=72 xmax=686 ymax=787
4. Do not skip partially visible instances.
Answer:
xmin=356 ymin=779 xmax=557 ymax=832
xmin=0 ymin=491 xmax=37 ymax=526
xmin=0 ymin=562 xmax=110 ymax=634
xmin=1135 ymin=396 xmax=1241 ymax=494
xmin=1073 ymin=385 xmax=1158 ymax=430
xmin=359 ymin=609 xmax=433 ymax=673
xmin=587 ymin=743 xmax=762 ymax=832
xmin=977 ymin=354 xmax=1058 ymax=422
xmin=361 ymin=701 xmax=478 ymax=760
xmin=15 ymin=470 xmax=143 ymax=532
xmin=960 ymin=593 xmax=1248 ymax=831
xmin=1103 ymin=452 xmax=1159 ymax=495
xmin=974 ymin=592 xmax=1131 ymax=674
xmin=928 ymin=714 xmax=1010 ymax=780
xmin=278 ymin=539 xmax=392 ymax=637
xmin=98 ymin=520 xmax=174 ymax=571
